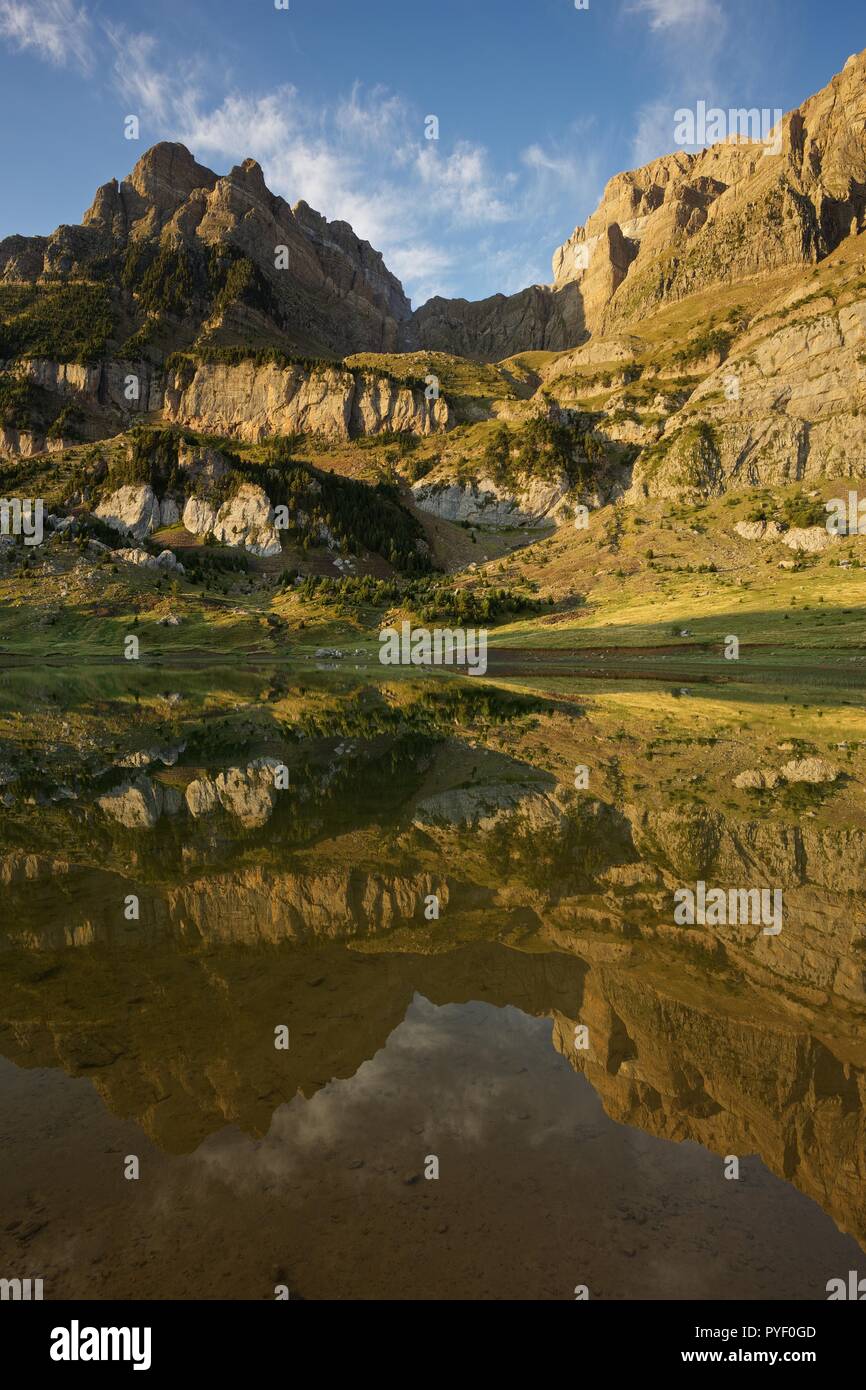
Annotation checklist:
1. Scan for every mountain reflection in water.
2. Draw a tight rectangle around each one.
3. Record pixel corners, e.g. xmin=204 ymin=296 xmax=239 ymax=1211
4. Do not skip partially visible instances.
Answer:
xmin=0 ymin=670 xmax=864 ymax=1299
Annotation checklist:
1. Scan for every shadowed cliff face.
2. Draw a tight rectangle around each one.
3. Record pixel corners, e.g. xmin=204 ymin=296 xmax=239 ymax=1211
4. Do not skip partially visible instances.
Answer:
xmin=0 ymin=672 xmax=864 ymax=1291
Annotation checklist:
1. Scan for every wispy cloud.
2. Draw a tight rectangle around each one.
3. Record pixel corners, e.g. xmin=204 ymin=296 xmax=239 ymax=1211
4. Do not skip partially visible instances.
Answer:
xmin=414 ymin=141 xmax=515 ymax=226
xmin=386 ymin=243 xmax=457 ymax=306
xmin=520 ymin=125 xmax=604 ymax=220
xmin=630 ymin=0 xmax=722 ymax=31
xmin=631 ymin=99 xmax=679 ymax=166
xmin=627 ymin=0 xmax=732 ymax=168
xmin=0 ymin=0 xmax=91 ymax=72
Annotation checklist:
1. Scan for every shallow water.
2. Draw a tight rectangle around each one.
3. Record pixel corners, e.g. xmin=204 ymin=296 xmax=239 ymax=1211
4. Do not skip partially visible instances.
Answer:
xmin=1 ymin=670 xmax=864 ymax=1300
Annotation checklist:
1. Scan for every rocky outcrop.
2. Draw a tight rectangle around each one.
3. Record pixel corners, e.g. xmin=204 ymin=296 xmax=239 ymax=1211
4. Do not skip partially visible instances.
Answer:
xmin=116 ymin=547 xmax=184 ymax=573
xmin=657 ymin=299 xmax=866 ymax=498
xmin=782 ymin=526 xmax=833 ymax=553
xmin=95 ymin=484 xmax=160 ymax=540
xmin=780 ymin=758 xmax=839 ymax=784
xmin=183 ymin=759 xmax=286 ymax=828
xmin=2 ymin=352 xmax=452 ymax=458
xmin=406 ymin=282 xmax=590 ymax=360
xmin=554 ymin=50 xmax=866 ymax=335
xmin=412 ymin=783 xmax=566 ymax=834
xmin=211 ymin=763 xmax=279 ymax=829
xmin=97 ymin=777 xmax=174 ymax=829
xmin=211 ymin=483 xmax=281 ymax=557
xmin=0 ymin=427 xmax=68 ymax=458
xmin=97 ymin=761 xmax=285 ymax=830
xmin=734 ymin=769 xmax=781 ymax=790
xmin=179 ymin=485 xmax=279 ymax=555
xmin=735 ymin=520 xmax=784 ymax=541
xmin=734 ymin=759 xmax=839 ymax=789
xmin=116 ymin=743 xmax=186 ymax=770
xmin=181 ymin=496 xmax=218 ymax=538
xmin=411 ymin=472 xmax=570 ymax=526
xmin=21 ymin=358 xmax=163 ymax=413
xmin=162 ymin=359 xmax=451 ymax=441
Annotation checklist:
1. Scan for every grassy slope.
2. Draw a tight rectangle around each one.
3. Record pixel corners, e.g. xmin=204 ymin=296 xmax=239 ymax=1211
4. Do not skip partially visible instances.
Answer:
xmin=479 ymin=488 xmax=866 ymax=667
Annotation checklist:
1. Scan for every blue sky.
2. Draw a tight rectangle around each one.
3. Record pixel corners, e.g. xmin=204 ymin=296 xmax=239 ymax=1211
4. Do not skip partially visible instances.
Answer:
xmin=0 ymin=0 xmax=863 ymax=306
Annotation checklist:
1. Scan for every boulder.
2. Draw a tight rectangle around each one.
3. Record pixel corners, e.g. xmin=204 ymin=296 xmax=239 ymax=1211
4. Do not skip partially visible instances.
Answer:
xmin=116 ymin=547 xmax=184 ymax=575
xmin=782 ymin=527 xmax=833 ymax=553
xmin=780 ymin=758 xmax=839 ymax=784
xmin=183 ymin=496 xmax=219 ymax=537
xmin=735 ymin=520 xmax=784 ymax=541
xmin=97 ymin=777 xmax=163 ymax=828
xmin=117 ymin=547 xmax=160 ymax=570
xmin=215 ymin=760 xmax=280 ymax=828
xmin=95 ymin=484 xmax=160 ymax=540
xmin=159 ymin=497 xmax=181 ymax=527
xmin=185 ymin=777 xmax=220 ymax=818
xmin=734 ymin=769 xmax=781 ymax=790
xmin=213 ymin=483 xmax=281 ymax=557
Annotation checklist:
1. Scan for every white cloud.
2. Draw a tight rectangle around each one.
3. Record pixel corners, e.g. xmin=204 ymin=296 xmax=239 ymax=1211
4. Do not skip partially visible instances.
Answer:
xmin=386 ymin=243 xmax=457 ymax=305
xmin=630 ymin=0 xmax=720 ymax=30
xmin=628 ymin=0 xmax=732 ymax=171
xmin=520 ymin=132 xmax=604 ymax=219
xmin=631 ymin=99 xmax=679 ymax=166
xmin=0 ymin=0 xmax=91 ymax=71
xmin=334 ymin=82 xmax=410 ymax=151
xmin=178 ymin=88 xmax=298 ymax=162
xmin=106 ymin=23 xmax=205 ymax=128
xmin=414 ymin=141 xmax=516 ymax=226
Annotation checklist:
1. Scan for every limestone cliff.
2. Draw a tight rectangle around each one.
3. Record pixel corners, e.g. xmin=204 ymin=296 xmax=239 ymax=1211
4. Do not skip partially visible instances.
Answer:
xmin=162 ymin=359 xmax=451 ymax=441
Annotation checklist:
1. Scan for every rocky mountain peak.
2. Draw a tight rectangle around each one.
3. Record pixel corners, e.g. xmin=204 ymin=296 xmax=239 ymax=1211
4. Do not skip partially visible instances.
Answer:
xmin=127 ymin=142 xmax=218 ymax=209
xmin=543 ymin=45 xmax=866 ymax=343
xmin=82 ymin=141 xmax=218 ymax=241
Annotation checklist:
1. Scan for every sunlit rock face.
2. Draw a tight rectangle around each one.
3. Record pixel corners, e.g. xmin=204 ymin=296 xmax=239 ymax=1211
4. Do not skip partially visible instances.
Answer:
xmin=162 ymin=360 xmax=452 ymax=442
xmin=94 ymin=484 xmax=161 ymax=541
xmin=97 ymin=777 xmax=166 ymax=829
xmin=412 ymin=783 xmax=567 ymax=833
xmin=210 ymin=484 xmax=281 ymax=558
xmin=411 ymin=474 xmax=570 ymax=527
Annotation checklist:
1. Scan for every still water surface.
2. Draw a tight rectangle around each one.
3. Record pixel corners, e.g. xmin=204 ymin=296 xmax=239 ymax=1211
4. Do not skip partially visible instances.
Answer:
xmin=1 ymin=670 xmax=864 ymax=1298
